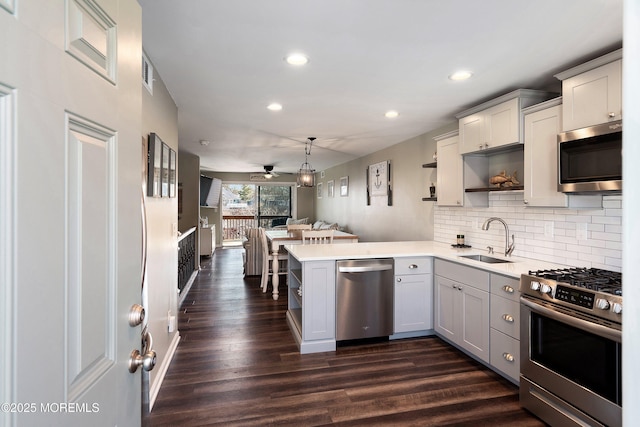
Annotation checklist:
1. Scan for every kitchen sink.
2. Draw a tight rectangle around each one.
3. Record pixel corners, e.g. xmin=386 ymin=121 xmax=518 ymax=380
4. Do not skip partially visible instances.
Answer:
xmin=459 ymin=254 xmax=512 ymax=264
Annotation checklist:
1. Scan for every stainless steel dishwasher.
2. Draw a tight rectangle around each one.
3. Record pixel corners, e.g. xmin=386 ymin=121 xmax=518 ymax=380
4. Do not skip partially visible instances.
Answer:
xmin=336 ymin=258 xmax=394 ymax=341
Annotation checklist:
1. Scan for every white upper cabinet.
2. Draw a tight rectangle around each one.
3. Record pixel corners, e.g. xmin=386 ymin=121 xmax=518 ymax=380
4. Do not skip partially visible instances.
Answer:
xmin=523 ymin=100 xmax=567 ymax=207
xmin=523 ymin=99 xmax=602 ymax=208
xmin=555 ymin=49 xmax=622 ymax=131
xmin=459 ymin=98 xmax=519 ymax=154
xmin=457 ymin=90 xmax=554 ymax=155
xmin=435 ymin=131 xmax=463 ymax=206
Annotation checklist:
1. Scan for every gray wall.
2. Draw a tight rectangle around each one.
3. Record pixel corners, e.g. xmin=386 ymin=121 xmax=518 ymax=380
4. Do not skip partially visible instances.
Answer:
xmin=623 ymin=1 xmax=640 ymax=422
xmin=141 ymin=59 xmax=179 ymax=404
xmin=316 ymin=122 xmax=457 ymax=241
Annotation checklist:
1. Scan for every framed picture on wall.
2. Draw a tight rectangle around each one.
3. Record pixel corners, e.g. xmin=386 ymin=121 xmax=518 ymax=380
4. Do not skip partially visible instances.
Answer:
xmin=340 ymin=176 xmax=349 ymax=196
xmin=161 ymin=142 xmax=170 ymax=197
xmin=327 ymin=180 xmax=334 ymax=197
xmin=147 ymin=133 xmax=163 ymax=197
xmin=317 ymin=182 xmax=323 ymax=198
xmin=169 ymin=148 xmax=176 ymax=198
xmin=367 ymin=160 xmax=391 ymax=206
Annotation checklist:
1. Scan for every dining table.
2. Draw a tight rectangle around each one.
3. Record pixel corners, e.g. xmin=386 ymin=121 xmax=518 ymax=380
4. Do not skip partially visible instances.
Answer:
xmin=264 ymin=229 xmax=359 ymax=300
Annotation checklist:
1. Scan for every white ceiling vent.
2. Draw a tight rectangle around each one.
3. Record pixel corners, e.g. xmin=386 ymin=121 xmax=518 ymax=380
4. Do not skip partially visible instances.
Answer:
xmin=142 ymin=51 xmax=153 ymax=94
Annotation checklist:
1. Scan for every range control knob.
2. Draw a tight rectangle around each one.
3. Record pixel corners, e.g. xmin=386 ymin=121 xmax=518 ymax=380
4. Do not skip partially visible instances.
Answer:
xmin=540 ymin=284 xmax=552 ymax=295
xmin=612 ymin=303 xmax=622 ymax=314
xmin=596 ymin=298 xmax=611 ymax=310
xmin=530 ymin=281 xmax=541 ymax=291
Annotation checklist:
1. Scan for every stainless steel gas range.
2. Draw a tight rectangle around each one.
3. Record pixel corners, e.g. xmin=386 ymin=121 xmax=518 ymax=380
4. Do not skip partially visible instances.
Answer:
xmin=519 ymin=268 xmax=622 ymax=427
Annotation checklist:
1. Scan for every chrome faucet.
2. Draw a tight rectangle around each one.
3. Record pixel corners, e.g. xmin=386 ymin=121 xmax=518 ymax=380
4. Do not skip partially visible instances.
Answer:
xmin=482 ymin=217 xmax=515 ymax=257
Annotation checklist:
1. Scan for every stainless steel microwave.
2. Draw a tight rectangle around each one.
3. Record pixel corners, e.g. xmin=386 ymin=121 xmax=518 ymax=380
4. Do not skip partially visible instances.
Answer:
xmin=558 ymin=120 xmax=622 ymax=193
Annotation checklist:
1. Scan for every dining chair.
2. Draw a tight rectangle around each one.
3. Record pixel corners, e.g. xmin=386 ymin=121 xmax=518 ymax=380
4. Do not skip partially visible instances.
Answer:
xmin=259 ymin=227 xmax=288 ymax=293
xmin=301 ymin=229 xmax=334 ymax=244
xmin=287 ymin=224 xmax=312 ymax=231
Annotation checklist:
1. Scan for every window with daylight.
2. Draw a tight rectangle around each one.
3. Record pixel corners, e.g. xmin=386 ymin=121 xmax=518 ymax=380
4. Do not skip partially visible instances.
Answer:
xmin=221 ymin=183 xmax=293 ymax=243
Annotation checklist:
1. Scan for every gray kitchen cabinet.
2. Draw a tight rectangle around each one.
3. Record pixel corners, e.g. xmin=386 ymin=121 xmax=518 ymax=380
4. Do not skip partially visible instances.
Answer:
xmin=286 ymin=255 xmax=336 ymax=354
xmin=523 ymin=99 xmax=601 ymax=208
xmin=489 ymin=273 xmax=521 ymax=383
xmin=555 ymin=49 xmax=622 ymax=131
xmin=434 ymin=259 xmax=490 ymax=363
xmin=393 ymin=257 xmax=433 ymax=334
xmin=435 ymin=131 xmax=463 ymax=207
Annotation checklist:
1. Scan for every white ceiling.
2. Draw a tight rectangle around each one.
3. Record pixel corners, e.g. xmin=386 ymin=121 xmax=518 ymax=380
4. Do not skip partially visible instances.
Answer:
xmin=138 ymin=0 xmax=622 ymax=175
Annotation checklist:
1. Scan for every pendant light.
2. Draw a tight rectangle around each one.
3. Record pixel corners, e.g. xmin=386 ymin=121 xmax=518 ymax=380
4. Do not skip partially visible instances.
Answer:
xmin=296 ymin=137 xmax=316 ymax=187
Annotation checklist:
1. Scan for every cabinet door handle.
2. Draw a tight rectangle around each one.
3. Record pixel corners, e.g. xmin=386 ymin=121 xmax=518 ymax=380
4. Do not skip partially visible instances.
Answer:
xmin=408 ymin=264 xmax=418 ymax=269
xmin=608 ymin=112 xmax=616 ymax=118
xmin=502 ymin=314 xmax=514 ymax=323
xmin=397 ymin=278 xmax=402 ymax=282
xmin=503 ymin=352 xmax=515 ymax=363
xmin=502 ymin=285 xmax=515 ymax=294
xmin=523 ymin=199 xmax=529 ymax=205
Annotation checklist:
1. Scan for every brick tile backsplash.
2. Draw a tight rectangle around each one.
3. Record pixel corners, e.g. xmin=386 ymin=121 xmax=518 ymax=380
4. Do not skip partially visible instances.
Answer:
xmin=433 ymin=193 xmax=622 ymax=272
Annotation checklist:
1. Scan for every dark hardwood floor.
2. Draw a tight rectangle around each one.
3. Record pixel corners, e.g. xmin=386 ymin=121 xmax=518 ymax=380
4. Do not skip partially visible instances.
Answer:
xmin=148 ymin=247 xmax=546 ymax=426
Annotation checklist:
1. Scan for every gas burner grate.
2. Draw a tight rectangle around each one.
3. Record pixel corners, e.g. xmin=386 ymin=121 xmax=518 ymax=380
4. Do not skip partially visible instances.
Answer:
xmin=529 ymin=267 xmax=622 ymax=296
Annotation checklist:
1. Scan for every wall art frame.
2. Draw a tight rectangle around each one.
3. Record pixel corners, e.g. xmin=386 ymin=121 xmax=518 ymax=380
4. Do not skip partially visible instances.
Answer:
xmin=147 ymin=133 xmax=163 ymax=197
xmin=340 ymin=176 xmax=349 ymax=196
xmin=366 ymin=160 xmax=392 ymax=206
xmin=169 ymin=148 xmax=177 ymax=198
xmin=161 ymin=141 xmax=170 ymax=197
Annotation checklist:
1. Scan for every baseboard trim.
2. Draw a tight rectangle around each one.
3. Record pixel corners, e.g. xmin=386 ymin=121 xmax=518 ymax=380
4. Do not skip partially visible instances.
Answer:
xmin=179 ymin=270 xmax=198 ymax=307
xmin=149 ymin=332 xmax=180 ymax=411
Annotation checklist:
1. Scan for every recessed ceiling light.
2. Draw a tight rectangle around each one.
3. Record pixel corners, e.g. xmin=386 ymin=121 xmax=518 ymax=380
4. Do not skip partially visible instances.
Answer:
xmin=285 ymin=53 xmax=309 ymax=66
xmin=449 ymin=70 xmax=473 ymax=81
xmin=385 ymin=110 xmax=399 ymax=118
xmin=267 ymin=103 xmax=283 ymax=111
xmin=200 ymin=140 xmax=210 ymax=146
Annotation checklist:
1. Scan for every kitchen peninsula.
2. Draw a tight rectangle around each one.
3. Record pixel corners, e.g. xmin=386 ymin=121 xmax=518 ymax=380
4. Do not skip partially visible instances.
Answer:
xmin=284 ymin=241 xmax=570 ymax=383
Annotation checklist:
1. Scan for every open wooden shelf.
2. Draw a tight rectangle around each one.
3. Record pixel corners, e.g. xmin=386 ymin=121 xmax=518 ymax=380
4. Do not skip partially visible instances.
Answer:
xmin=422 ymin=162 xmax=437 ymax=168
xmin=464 ymin=185 xmax=524 ymax=193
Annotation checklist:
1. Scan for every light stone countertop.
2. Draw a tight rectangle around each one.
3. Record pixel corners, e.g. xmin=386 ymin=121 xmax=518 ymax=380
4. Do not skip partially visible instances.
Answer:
xmin=284 ymin=241 xmax=572 ymax=279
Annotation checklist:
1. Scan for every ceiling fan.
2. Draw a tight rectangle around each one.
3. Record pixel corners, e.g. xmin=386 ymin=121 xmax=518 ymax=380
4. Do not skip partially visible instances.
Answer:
xmin=262 ymin=165 xmax=279 ymax=178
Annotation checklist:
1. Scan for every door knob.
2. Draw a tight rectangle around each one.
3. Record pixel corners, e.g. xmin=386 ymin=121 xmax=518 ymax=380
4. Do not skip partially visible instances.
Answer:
xmin=128 ymin=304 xmax=146 ymax=327
xmin=129 ymin=330 xmax=156 ymax=373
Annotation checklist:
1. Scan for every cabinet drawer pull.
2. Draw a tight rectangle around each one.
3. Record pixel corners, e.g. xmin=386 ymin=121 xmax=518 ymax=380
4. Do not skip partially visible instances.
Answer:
xmin=502 ymin=314 xmax=514 ymax=323
xmin=502 ymin=285 xmax=515 ymax=294
xmin=408 ymin=264 xmax=418 ymax=269
xmin=503 ymin=352 xmax=515 ymax=363
xmin=608 ymin=112 xmax=616 ymax=118
xmin=397 ymin=278 xmax=402 ymax=282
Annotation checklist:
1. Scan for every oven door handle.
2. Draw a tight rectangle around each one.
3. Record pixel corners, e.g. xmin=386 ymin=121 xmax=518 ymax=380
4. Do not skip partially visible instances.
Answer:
xmin=521 ymin=297 xmax=621 ymax=343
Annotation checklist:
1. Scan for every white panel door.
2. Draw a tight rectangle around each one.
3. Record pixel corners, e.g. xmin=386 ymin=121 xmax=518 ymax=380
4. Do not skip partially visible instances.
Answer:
xmin=1 ymin=1 xmax=143 ymax=426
